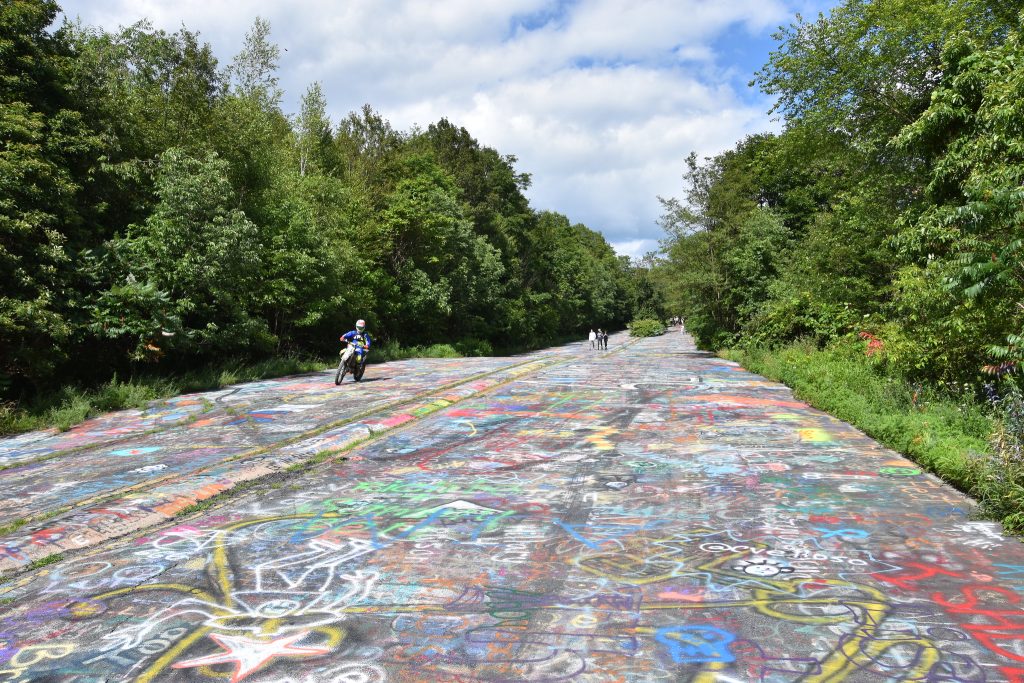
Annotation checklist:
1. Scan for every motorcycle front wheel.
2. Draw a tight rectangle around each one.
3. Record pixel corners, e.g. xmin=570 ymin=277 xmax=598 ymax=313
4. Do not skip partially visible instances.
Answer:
xmin=335 ymin=358 xmax=348 ymax=385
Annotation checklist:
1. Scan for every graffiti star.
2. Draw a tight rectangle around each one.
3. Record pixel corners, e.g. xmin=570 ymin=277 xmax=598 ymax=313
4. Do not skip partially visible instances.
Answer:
xmin=172 ymin=631 xmax=330 ymax=682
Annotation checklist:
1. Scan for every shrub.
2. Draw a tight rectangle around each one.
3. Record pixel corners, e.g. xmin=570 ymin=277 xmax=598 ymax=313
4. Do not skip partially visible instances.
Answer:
xmin=373 ymin=342 xmax=463 ymax=362
xmin=455 ymin=338 xmax=494 ymax=357
xmin=629 ymin=319 xmax=666 ymax=337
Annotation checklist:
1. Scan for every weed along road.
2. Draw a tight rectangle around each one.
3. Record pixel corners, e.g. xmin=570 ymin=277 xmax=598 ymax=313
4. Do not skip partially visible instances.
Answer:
xmin=2 ymin=332 xmax=1024 ymax=682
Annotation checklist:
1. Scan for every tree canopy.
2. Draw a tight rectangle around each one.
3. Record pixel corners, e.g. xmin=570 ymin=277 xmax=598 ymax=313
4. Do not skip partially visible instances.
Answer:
xmin=1 ymin=2 xmax=657 ymax=395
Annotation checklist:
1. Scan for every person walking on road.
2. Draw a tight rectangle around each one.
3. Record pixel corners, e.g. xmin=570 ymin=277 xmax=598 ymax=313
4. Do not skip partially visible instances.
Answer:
xmin=596 ymin=329 xmax=604 ymax=351
xmin=602 ymin=329 xmax=609 ymax=350
xmin=589 ymin=329 xmax=597 ymax=350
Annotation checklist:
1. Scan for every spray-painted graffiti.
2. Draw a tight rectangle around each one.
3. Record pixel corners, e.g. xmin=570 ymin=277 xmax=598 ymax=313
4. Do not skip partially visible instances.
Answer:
xmin=1 ymin=330 xmax=1024 ymax=681
xmin=0 ymin=353 xmax=574 ymax=571
xmin=0 ymin=357 xmax=533 ymax=521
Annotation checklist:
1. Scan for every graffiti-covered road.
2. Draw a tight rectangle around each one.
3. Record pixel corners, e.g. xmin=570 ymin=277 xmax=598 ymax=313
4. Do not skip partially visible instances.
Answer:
xmin=0 ymin=350 xmax=572 ymax=570
xmin=2 ymin=331 xmax=1024 ymax=682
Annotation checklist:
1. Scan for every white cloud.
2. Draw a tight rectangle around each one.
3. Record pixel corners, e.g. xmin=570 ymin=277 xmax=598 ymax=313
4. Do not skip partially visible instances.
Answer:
xmin=612 ymin=239 xmax=661 ymax=259
xmin=56 ymin=0 xmax=827 ymax=247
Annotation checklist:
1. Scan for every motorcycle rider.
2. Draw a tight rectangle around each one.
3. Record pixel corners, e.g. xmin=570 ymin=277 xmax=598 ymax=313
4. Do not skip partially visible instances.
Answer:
xmin=340 ymin=319 xmax=373 ymax=371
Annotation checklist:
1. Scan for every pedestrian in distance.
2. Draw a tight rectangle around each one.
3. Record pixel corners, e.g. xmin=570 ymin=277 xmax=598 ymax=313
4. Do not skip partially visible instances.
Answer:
xmin=596 ymin=328 xmax=603 ymax=350
xmin=589 ymin=329 xmax=597 ymax=350
xmin=602 ymin=329 xmax=609 ymax=350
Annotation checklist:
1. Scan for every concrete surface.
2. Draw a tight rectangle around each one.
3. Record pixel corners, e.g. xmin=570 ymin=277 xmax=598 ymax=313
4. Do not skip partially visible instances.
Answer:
xmin=1 ymin=330 xmax=1022 ymax=682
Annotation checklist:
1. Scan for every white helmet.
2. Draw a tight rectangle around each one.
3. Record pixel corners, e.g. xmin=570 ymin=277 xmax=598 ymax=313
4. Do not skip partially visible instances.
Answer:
xmin=355 ymin=319 xmax=366 ymax=331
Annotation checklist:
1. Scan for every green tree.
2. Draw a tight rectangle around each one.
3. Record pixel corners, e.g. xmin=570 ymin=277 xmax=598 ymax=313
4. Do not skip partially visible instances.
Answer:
xmin=65 ymin=20 xmax=225 ymax=239
xmin=891 ymin=16 xmax=1024 ymax=378
xmin=296 ymin=82 xmax=331 ymax=177
xmin=374 ymin=157 xmax=480 ymax=340
xmin=334 ymin=104 xmax=406 ymax=212
xmin=1 ymin=3 xmax=640 ymax=410
xmin=97 ymin=149 xmax=268 ymax=359
xmin=755 ymin=0 xmax=1017 ymax=148
xmin=0 ymin=0 xmax=101 ymax=386
xmin=629 ymin=254 xmax=668 ymax=321
xmin=228 ymin=16 xmax=281 ymax=106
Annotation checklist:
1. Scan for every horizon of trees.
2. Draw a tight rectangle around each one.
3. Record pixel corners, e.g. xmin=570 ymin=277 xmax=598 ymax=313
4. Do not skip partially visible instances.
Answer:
xmin=1 ymin=0 xmax=664 ymax=397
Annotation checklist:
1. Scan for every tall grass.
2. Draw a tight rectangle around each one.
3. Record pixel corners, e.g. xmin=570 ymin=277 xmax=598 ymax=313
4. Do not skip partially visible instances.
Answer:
xmin=372 ymin=342 xmax=463 ymax=362
xmin=968 ymin=388 xmax=1024 ymax=533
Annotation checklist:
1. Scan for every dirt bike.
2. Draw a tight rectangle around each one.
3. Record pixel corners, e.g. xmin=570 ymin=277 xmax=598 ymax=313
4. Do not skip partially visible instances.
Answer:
xmin=335 ymin=340 xmax=367 ymax=384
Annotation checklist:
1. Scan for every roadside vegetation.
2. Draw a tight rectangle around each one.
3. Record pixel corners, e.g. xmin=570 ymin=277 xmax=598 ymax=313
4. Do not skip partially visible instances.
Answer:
xmin=653 ymin=0 xmax=1024 ymax=531
xmin=967 ymin=391 xmax=1024 ymax=532
xmin=629 ymin=319 xmax=666 ymax=337
xmin=1 ymin=2 xmax=664 ymax=434
xmin=373 ymin=338 xmax=494 ymax=361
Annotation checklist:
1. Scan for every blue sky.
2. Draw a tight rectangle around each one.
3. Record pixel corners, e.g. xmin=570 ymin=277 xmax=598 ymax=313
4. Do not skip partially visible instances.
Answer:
xmin=57 ymin=0 xmax=839 ymax=257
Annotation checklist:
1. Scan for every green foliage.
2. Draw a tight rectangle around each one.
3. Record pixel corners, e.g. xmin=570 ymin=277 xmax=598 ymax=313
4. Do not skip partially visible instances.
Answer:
xmin=27 ymin=552 xmax=63 ymax=570
xmin=454 ymin=338 xmax=494 ymax=357
xmin=1 ymin=0 xmax=102 ymax=384
xmin=658 ymin=0 xmax=1024 ymax=384
xmin=871 ymin=262 xmax=1007 ymax=381
xmin=98 ymin=148 xmax=269 ymax=359
xmin=1 ymin=4 xmax=646 ymax=425
xmin=625 ymin=254 xmax=667 ymax=322
xmin=629 ymin=319 xmax=666 ymax=337
xmin=0 ymin=518 xmax=29 ymax=537
xmin=892 ymin=16 xmax=1024 ymax=380
xmin=296 ymin=82 xmax=331 ymax=177
xmin=754 ymin=0 xmax=1017 ymax=148
xmin=968 ymin=388 xmax=1024 ymax=532
xmin=375 ymin=157 xmax=482 ymax=337
xmin=373 ymin=342 xmax=462 ymax=361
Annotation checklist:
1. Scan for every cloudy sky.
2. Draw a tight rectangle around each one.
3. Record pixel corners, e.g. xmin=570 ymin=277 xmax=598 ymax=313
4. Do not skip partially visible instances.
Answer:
xmin=57 ymin=0 xmax=837 ymax=257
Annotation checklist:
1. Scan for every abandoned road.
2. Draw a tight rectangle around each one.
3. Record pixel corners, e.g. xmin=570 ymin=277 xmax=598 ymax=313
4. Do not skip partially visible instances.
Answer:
xmin=1 ymin=330 xmax=1023 ymax=682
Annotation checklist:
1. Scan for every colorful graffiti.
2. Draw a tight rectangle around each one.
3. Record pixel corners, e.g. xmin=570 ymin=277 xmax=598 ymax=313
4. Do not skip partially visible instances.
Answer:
xmin=0 ymin=357 xmax=536 ymax=518
xmin=1 ymin=330 xmax=1023 ymax=681
xmin=0 ymin=353 xmax=578 ymax=570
